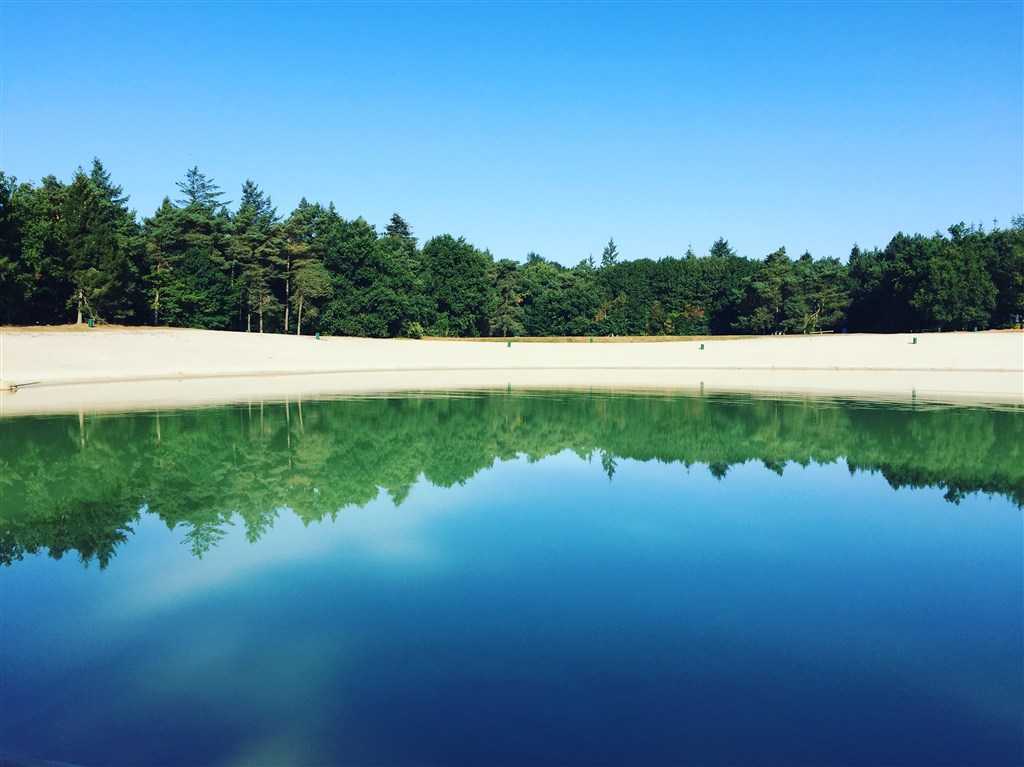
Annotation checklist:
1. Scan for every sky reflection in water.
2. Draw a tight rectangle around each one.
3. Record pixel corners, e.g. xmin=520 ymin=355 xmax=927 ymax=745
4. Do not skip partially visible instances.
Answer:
xmin=1 ymin=392 xmax=1021 ymax=766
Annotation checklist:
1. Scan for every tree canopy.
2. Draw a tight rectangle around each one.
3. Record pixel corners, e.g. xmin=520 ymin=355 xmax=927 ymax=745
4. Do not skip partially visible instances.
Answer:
xmin=2 ymin=161 xmax=1021 ymax=334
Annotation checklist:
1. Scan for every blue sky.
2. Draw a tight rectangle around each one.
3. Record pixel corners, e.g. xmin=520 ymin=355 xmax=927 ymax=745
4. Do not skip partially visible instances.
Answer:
xmin=1 ymin=1 xmax=1020 ymax=264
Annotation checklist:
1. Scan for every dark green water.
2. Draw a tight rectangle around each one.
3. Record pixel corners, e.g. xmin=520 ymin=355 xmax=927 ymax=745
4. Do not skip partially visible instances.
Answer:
xmin=1 ymin=391 xmax=1022 ymax=766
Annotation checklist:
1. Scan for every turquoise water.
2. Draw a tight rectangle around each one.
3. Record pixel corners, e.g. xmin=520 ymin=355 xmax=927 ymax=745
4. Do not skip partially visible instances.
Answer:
xmin=1 ymin=392 xmax=1021 ymax=766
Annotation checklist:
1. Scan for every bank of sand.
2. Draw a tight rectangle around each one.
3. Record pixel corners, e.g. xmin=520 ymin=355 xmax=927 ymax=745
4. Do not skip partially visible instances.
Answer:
xmin=0 ymin=327 xmax=1021 ymax=415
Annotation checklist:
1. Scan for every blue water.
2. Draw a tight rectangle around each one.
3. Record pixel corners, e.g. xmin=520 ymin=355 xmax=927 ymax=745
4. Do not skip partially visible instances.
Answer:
xmin=1 ymin=393 xmax=1021 ymax=766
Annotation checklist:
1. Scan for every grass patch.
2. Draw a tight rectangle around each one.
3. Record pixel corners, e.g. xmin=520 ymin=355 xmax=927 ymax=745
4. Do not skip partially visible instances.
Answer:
xmin=422 ymin=335 xmax=750 ymax=343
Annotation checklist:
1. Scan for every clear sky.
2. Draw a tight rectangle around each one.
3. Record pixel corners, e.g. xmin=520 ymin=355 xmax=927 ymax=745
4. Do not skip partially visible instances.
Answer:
xmin=1 ymin=1 xmax=1020 ymax=264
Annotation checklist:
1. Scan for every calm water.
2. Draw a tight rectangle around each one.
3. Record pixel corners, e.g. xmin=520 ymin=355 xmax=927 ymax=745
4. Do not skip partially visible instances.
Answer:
xmin=1 ymin=392 xmax=1022 ymax=766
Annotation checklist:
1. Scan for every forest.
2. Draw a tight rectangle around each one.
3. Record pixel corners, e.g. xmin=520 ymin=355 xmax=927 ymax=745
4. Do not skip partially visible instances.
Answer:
xmin=2 ymin=391 xmax=1021 ymax=568
xmin=1 ymin=160 xmax=1021 ymax=336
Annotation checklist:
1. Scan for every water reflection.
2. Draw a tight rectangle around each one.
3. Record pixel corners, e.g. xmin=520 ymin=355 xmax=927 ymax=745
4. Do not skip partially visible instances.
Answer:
xmin=1 ymin=391 xmax=1021 ymax=569
xmin=2 ymin=391 xmax=1022 ymax=766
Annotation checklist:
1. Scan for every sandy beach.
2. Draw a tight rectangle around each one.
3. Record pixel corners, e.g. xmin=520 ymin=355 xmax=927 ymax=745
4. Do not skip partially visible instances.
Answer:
xmin=1 ymin=327 xmax=1021 ymax=416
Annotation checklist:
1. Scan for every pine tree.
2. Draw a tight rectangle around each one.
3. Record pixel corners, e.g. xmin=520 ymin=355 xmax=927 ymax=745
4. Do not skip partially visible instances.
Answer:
xmin=143 ymin=198 xmax=177 ymax=324
xmin=60 ymin=169 xmax=139 ymax=323
xmin=737 ymin=247 xmax=794 ymax=334
xmin=601 ymin=237 xmax=619 ymax=268
xmin=488 ymin=259 xmax=525 ymax=337
xmin=708 ymin=238 xmax=735 ymax=259
xmin=175 ymin=166 xmax=229 ymax=209
xmin=0 ymin=173 xmax=23 ymax=324
xmin=17 ymin=176 xmax=70 ymax=323
xmin=238 ymin=179 xmax=277 ymax=228
xmin=386 ymin=212 xmax=414 ymax=243
xmin=232 ymin=180 xmax=281 ymax=332
xmin=140 ymin=167 xmax=235 ymax=328
xmin=89 ymin=158 xmax=129 ymax=208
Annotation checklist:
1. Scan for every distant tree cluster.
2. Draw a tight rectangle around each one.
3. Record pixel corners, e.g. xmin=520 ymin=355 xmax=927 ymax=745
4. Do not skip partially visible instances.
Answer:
xmin=1 ymin=161 xmax=1021 ymax=334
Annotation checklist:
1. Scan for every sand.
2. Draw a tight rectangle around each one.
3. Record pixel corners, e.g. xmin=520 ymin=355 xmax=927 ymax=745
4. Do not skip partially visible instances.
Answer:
xmin=0 ymin=327 xmax=1021 ymax=416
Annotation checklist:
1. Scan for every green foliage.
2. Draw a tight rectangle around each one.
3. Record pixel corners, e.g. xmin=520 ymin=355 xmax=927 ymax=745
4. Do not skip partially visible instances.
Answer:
xmin=600 ymin=237 xmax=619 ymax=268
xmin=0 ymin=172 xmax=29 ymax=324
xmin=402 ymin=320 xmax=425 ymax=339
xmin=231 ymin=179 xmax=283 ymax=332
xmin=175 ymin=166 xmax=228 ymax=209
xmin=911 ymin=225 xmax=996 ymax=330
xmin=292 ymin=259 xmax=333 ymax=334
xmin=540 ymin=267 xmax=602 ymax=336
xmin=0 ymin=163 xmax=143 ymax=325
xmin=846 ymin=226 xmax=1010 ymax=332
xmin=386 ymin=212 xmax=414 ymax=244
xmin=735 ymin=249 xmax=853 ymax=334
xmin=60 ymin=168 xmax=141 ymax=323
xmin=319 ymin=217 xmax=427 ymax=337
xmin=142 ymin=170 xmax=234 ymax=329
xmin=421 ymin=234 xmax=491 ymax=336
xmin=708 ymin=237 xmax=735 ymax=259
xmin=987 ymin=219 xmax=1024 ymax=326
xmin=0 ymin=161 xmax=1018 ymax=334
xmin=488 ymin=259 xmax=525 ymax=337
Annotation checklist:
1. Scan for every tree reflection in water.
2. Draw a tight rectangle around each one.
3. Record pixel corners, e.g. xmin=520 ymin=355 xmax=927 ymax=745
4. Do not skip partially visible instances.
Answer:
xmin=1 ymin=391 xmax=1020 ymax=568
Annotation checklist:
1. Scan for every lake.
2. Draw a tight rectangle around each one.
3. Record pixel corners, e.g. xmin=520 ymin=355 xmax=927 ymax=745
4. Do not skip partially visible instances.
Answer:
xmin=1 ymin=391 xmax=1021 ymax=766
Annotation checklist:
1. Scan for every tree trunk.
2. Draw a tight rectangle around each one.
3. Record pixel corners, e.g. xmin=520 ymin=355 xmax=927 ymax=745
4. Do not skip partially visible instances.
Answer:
xmin=285 ymin=399 xmax=291 ymax=454
xmin=297 ymin=295 xmax=303 ymax=336
xmin=154 ymin=265 xmax=162 ymax=324
xmin=76 ymin=289 xmax=83 ymax=325
xmin=259 ymin=300 xmax=264 ymax=333
xmin=284 ymin=276 xmax=290 ymax=333
xmin=247 ymin=312 xmax=251 ymax=333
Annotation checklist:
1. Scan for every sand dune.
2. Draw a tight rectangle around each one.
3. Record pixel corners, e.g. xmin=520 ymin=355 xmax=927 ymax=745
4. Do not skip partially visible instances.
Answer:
xmin=1 ymin=327 xmax=1021 ymax=415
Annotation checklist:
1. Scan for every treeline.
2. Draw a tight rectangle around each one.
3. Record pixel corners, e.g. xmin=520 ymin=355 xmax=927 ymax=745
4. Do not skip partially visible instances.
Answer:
xmin=2 ymin=392 xmax=1021 ymax=568
xmin=1 ymin=160 xmax=1022 ymax=335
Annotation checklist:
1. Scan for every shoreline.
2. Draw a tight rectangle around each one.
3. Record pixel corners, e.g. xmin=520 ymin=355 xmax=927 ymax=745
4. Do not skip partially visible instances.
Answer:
xmin=1 ymin=327 xmax=1021 ymax=416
